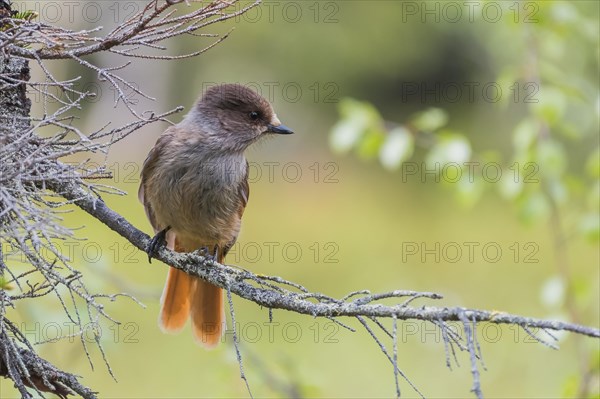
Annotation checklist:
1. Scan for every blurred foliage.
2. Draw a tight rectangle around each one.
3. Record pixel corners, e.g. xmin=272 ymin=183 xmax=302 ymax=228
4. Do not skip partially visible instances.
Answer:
xmin=330 ymin=1 xmax=599 ymax=396
xmin=330 ymin=1 xmax=598 ymax=237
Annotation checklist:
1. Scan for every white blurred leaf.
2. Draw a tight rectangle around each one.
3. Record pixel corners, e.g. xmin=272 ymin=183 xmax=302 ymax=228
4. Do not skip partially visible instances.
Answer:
xmin=426 ymin=132 xmax=471 ymax=167
xmin=499 ymin=172 xmax=523 ymax=199
xmin=330 ymin=98 xmax=382 ymax=154
xmin=548 ymin=178 xmax=569 ymax=205
xmin=330 ymin=119 xmax=364 ymax=154
xmin=550 ymin=2 xmax=578 ymax=23
xmin=379 ymin=127 xmax=414 ymax=170
xmin=518 ymin=191 xmax=551 ymax=225
xmin=540 ymin=275 xmax=565 ymax=309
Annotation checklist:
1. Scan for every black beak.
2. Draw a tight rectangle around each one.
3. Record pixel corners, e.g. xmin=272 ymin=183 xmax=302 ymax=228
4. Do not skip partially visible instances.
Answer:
xmin=267 ymin=124 xmax=294 ymax=135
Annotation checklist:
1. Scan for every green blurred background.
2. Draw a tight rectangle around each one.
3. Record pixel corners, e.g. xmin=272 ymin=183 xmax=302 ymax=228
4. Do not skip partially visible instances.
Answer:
xmin=2 ymin=0 xmax=599 ymax=397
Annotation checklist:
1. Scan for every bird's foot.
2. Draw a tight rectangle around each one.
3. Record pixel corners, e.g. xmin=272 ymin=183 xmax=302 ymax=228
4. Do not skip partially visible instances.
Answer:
xmin=146 ymin=226 xmax=170 ymax=263
xmin=198 ymin=245 xmax=219 ymax=262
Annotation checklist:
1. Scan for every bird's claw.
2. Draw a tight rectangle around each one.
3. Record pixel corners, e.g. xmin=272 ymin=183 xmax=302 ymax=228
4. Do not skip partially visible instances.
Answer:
xmin=199 ymin=245 xmax=219 ymax=262
xmin=146 ymin=226 xmax=170 ymax=263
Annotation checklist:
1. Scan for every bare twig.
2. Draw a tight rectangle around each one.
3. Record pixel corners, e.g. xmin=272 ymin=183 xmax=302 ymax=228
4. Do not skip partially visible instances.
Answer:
xmin=225 ymin=282 xmax=253 ymax=399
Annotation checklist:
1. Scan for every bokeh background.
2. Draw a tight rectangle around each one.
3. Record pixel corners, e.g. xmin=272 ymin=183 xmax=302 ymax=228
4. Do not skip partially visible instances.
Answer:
xmin=2 ymin=1 xmax=599 ymax=398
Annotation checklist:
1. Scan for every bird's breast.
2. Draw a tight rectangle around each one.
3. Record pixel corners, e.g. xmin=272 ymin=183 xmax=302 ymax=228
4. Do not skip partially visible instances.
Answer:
xmin=150 ymin=151 xmax=247 ymax=246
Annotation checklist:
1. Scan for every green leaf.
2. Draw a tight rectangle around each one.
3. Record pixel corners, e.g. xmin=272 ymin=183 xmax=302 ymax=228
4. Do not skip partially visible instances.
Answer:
xmin=411 ymin=108 xmax=448 ymax=132
xmin=512 ymin=118 xmax=539 ymax=151
xmin=539 ymin=30 xmax=565 ymax=61
xmin=535 ymin=139 xmax=567 ymax=178
xmin=517 ymin=191 xmax=551 ymax=225
xmin=590 ymin=349 xmax=600 ymax=372
xmin=578 ymin=213 xmax=600 ymax=243
xmin=561 ymin=375 xmax=579 ymax=398
xmin=356 ymin=128 xmax=385 ymax=159
xmin=555 ymin=122 xmax=583 ymax=140
xmin=571 ymin=276 xmax=594 ymax=310
xmin=0 ymin=276 xmax=14 ymax=290
xmin=379 ymin=127 xmax=414 ymax=170
xmin=499 ymin=172 xmax=524 ymax=200
xmin=587 ymin=181 xmax=600 ymax=209
xmin=496 ymin=68 xmax=517 ymax=108
xmin=531 ymin=87 xmax=567 ymax=126
xmin=338 ymin=98 xmax=381 ymax=122
xmin=585 ymin=147 xmax=600 ymax=178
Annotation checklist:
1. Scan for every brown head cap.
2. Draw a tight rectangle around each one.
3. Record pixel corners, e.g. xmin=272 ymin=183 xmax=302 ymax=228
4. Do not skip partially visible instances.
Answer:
xmin=189 ymin=84 xmax=293 ymax=152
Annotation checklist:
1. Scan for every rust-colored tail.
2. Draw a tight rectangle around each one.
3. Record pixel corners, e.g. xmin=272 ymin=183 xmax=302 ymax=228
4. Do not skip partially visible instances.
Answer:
xmin=159 ymin=236 xmax=193 ymax=333
xmin=159 ymin=267 xmax=193 ymax=333
xmin=158 ymin=236 xmax=224 ymax=348
xmin=190 ymin=270 xmax=224 ymax=348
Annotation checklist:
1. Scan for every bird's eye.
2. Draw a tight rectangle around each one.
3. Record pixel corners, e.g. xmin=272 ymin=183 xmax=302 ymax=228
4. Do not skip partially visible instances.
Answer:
xmin=249 ymin=111 xmax=259 ymax=121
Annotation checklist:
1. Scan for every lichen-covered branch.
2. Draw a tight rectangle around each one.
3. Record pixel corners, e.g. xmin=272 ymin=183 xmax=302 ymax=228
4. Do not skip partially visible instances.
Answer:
xmin=3 ymin=0 xmax=261 ymax=60
xmin=0 ymin=317 xmax=97 ymax=399
xmin=51 ymin=179 xmax=600 ymax=339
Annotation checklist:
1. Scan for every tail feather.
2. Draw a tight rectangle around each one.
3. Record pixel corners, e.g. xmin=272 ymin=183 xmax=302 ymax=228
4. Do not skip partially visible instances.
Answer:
xmin=158 ymin=236 xmax=193 ymax=333
xmin=190 ymin=277 xmax=224 ymax=348
xmin=159 ymin=268 xmax=193 ymax=333
xmin=158 ymin=234 xmax=225 ymax=348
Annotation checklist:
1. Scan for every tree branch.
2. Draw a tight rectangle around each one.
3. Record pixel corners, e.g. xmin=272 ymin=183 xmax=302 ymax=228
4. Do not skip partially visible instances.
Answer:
xmin=0 ymin=321 xmax=97 ymax=399
xmin=48 ymin=178 xmax=600 ymax=340
xmin=3 ymin=0 xmax=261 ymax=61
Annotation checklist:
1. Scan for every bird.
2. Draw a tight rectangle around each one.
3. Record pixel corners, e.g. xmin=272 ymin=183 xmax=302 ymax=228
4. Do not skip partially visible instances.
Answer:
xmin=138 ymin=83 xmax=293 ymax=347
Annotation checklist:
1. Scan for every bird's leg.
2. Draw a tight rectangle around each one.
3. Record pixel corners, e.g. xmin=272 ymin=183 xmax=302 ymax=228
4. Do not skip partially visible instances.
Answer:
xmin=198 ymin=245 xmax=220 ymax=262
xmin=212 ymin=244 xmax=220 ymax=262
xmin=146 ymin=226 xmax=171 ymax=263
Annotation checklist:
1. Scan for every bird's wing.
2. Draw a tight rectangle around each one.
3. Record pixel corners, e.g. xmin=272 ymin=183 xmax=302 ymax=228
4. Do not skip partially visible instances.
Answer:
xmin=138 ymin=127 xmax=176 ymax=233
xmin=237 ymin=160 xmax=250 ymax=218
